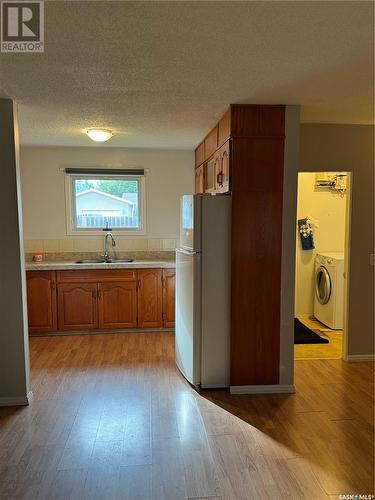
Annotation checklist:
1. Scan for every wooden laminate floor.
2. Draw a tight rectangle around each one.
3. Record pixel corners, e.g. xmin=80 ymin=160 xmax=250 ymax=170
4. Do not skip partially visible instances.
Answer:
xmin=0 ymin=333 xmax=374 ymax=499
xmin=295 ymin=318 xmax=343 ymax=360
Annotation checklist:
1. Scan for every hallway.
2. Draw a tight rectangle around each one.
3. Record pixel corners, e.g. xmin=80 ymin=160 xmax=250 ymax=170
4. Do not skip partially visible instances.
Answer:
xmin=0 ymin=332 xmax=373 ymax=499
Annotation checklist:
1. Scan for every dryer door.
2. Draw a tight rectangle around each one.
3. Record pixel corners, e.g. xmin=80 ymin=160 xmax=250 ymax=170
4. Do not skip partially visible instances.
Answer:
xmin=315 ymin=266 xmax=331 ymax=305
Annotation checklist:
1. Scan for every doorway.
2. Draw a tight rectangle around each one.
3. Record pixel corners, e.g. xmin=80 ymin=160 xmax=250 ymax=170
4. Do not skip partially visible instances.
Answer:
xmin=294 ymin=171 xmax=351 ymax=360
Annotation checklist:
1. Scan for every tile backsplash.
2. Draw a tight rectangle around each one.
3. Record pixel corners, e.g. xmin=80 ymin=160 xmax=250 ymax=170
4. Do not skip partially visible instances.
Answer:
xmin=24 ymin=238 xmax=178 ymax=253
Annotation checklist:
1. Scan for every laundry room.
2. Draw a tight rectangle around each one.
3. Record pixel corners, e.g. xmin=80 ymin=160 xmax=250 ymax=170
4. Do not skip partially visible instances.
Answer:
xmin=294 ymin=171 xmax=349 ymax=359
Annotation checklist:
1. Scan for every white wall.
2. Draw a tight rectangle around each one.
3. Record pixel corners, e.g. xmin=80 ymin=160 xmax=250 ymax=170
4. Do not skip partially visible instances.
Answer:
xmin=295 ymin=172 xmax=347 ymax=317
xmin=20 ymin=146 xmax=194 ymax=252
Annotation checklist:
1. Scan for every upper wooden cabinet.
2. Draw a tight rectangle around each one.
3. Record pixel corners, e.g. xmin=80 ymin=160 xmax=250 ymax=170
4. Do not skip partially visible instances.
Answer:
xmin=205 ymin=155 xmax=218 ymax=193
xmin=216 ymin=140 xmax=230 ymax=193
xmin=218 ymin=109 xmax=231 ymax=147
xmin=195 ymin=164 xmax=205 ymax=193
xmin=230 ymin=104 xmax=285 ymax=137
xmin=204 ymin=126 xmax=218 ymax=159
xmin=162 ymin=269 xmax=175 ymax=328
xmin=26 ymin=271 xmax=57 ymax=333
xmin=195 ymin=141 xmax=205 ymax=167
xmin=194 ymin=105 xmax=285 ymax=194
xmin=137 ymin=269 xmax=163 ymax=328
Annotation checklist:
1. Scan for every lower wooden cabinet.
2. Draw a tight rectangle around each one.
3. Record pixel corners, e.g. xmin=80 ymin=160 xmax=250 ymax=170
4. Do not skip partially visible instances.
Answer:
xmin=26 ymin=267 xmax=175 ymax=333
xmin=162 ymin=269 xmax=175 ymax=328
xmin=57 ymin=283 xmax=98 ymax=330
xmin=98 ymin=282 xmax=137 ymax=329
xmin=137 ymin=269 xmax=163 ymax=328
xmin=26 ymin=271 xmax=57 ymax=333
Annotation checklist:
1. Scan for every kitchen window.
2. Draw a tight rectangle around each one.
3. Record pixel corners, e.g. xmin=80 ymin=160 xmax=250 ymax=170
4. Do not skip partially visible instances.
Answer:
xmin=65 ymin=169 xmax=146 ymax=235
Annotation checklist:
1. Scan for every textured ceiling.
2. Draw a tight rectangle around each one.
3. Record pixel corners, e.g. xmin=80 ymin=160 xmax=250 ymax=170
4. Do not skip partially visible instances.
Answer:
xmin=0 ymin=1 xmax=373 ymax=148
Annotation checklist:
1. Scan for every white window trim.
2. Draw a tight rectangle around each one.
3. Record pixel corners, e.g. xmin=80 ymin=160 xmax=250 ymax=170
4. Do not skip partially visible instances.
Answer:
xmin=65 ymin=173 xmax=147 ymax=236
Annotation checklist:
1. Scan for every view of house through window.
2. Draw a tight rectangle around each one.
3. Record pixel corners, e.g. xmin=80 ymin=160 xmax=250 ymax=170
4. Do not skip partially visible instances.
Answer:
xmin=71 ymin=176 xmax=142 ymax=230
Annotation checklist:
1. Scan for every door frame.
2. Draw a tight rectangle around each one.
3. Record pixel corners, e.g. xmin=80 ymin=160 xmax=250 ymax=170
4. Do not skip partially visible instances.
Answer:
xmin=293 ymin=170 xmax=353 ymax=361
xmin=342 ymin=171 xmax=352 ymax=361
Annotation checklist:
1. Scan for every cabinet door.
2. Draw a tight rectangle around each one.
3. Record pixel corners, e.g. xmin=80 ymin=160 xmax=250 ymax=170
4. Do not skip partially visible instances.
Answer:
xmin=218 ymin=109 xmax=231 ymax=147
xmin=26 ymin=271 xmax=57 ymax=333
xmin=98 ymin=282 xmax=137 ymax=329
xmin=206 ymin=152 xmax=221 ymax=193
xmin=195 ymin=164 xmax=205 ymax=194
xmin=137 ymin=269 xmax=163 ymax=328
xmin=204 ymin=126 xmax=218 ymax=159
xmin=195 ymin=142 xmax=205 ymax=167
xmin=57 ymin=283 xmax=98 ymax=330
xmin=217 ymin=140 xmax=230 ymax=193
xmin=205 ymin=158 xmax=215 ymax=192
xmin=162 ymin=269 xmax=175 ymax=328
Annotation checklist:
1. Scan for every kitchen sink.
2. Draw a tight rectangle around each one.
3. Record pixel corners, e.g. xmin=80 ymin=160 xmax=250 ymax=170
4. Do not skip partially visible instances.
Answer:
xmin=75 ymin=259 xmax=107 ymax=264
xmin=108 ymin=259 xmax=133 ymax=263
xmin=74 ymin=259 xmax=133 ymax=264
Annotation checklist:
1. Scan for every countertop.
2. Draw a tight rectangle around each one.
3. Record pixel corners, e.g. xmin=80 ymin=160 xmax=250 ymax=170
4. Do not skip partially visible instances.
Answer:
xmin=25 ymin=260 xmax=176 ymax=271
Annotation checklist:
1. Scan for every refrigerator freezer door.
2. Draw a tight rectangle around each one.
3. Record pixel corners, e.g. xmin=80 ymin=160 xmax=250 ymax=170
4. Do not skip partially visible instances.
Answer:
xmin=180 ymin=195 xmax=194 ymax=251
xmin=175 ymin=248 xmax=201 ymax=386
xmin=179 ymin=195 xmax=202 ymax=252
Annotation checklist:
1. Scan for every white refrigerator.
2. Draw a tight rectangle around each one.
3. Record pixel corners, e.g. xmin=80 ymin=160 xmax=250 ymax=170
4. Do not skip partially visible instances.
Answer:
xmin=175 ymin=194 xmax=231 ymax=389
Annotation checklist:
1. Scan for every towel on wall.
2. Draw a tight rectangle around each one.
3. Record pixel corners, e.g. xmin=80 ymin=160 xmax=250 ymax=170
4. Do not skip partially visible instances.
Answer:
xmin=298 ymin=218 xmax=315 ymax=250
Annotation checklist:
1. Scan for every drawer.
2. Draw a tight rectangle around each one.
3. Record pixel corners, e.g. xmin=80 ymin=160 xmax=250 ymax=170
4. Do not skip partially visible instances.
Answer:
xmin=57 ymin=269 xmax=137 ymax=283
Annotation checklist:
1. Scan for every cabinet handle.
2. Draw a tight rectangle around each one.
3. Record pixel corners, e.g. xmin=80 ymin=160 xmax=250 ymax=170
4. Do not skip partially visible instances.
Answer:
xmin=137 ymin=279 xmax=141 ymax=290
xmin=217 ymin=171 xmax=223 ymax=186
xmin=98 ymin=290 xmax=101 ymax=300
xmin=93 ymin=290 xmax=97 ymax=299
xmin=51 ymin=281 xmax=56 ymax=291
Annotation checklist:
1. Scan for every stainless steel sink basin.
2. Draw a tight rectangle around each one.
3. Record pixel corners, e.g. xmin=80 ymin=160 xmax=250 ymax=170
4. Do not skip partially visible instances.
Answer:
xmin=108 ymin=259 xmax=133 ymax=263
xmin=74 ymin=259 xmax=133 ymax=264
xmin=75 ymin=259 xmax=106 ymax=264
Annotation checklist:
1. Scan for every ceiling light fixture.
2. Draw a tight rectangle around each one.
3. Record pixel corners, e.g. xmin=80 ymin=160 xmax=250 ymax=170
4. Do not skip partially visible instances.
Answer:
xmin=86 ymin=128 xmax=113 ymax=142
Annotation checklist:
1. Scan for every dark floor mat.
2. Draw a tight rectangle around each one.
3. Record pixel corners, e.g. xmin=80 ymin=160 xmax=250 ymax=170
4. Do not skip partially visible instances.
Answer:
xmin=294 ymin=318 xmax=329 ymax=344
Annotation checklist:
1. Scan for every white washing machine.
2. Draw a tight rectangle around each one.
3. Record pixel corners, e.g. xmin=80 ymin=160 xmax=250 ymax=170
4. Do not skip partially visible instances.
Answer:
xmin=314 ymin=252 xmax=345 ymax=329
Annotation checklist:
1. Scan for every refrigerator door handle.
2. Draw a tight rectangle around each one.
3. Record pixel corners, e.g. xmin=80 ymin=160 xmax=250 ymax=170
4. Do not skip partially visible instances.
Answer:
xmin=176 ymin=248 xmax=201 ymax=255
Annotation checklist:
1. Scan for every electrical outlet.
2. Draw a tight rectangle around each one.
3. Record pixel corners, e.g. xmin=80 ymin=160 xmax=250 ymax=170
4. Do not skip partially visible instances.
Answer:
xmin=370 ymin=254 xmax=375 ymax=266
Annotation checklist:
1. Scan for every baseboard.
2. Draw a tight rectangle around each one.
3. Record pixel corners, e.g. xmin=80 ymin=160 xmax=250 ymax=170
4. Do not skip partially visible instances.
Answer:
xmin=201 ymin=383 xmax=229 ymax=389
xmin=230 ymin=384 xmax=295 ymax=395
xmin=30 ymin=328 xmax=175 ymax=337
xmin=346 ymin=354 xmax=375 ymax=362
xmin=0 ymin=391 xmax=33 ymax=407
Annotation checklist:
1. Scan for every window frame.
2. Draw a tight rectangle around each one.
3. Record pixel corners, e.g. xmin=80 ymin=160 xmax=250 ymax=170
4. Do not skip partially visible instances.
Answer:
xmin=65 ymin=173 xmax=147 ymax=236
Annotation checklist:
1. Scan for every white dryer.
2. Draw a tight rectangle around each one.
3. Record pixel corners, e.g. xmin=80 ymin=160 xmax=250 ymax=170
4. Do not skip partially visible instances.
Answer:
xmin=314 ymin=252 xmax=345 ymax=329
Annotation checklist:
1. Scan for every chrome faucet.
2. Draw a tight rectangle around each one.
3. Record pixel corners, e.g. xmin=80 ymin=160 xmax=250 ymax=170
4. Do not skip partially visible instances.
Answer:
xmin=102 ymin=231 xmax=116 ymax=262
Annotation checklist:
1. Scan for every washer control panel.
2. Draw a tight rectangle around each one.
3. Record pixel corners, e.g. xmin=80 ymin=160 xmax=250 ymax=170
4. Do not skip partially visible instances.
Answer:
xmin=316 ymin=253 xmax=343 ymax=266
